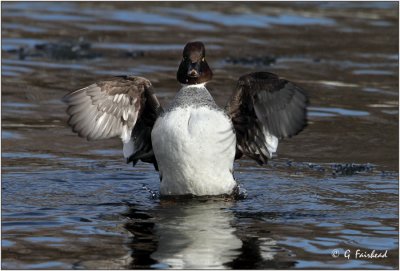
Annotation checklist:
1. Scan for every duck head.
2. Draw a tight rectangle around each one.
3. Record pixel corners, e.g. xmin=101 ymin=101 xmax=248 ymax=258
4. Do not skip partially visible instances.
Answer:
xmin=177 ymin=41 xmax=213 ymax=85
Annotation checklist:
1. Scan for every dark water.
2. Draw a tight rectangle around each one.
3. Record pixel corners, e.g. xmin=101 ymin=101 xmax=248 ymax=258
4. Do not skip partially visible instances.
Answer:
xmin=1 ymin=2 xmax=399 ymax=269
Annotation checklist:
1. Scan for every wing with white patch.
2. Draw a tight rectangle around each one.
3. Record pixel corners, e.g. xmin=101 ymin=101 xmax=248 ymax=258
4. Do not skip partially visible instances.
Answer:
xmin=63 ymin=75 xmax=163 ymax=168
xmin=226 ymin=72 xmax=309 ymax=165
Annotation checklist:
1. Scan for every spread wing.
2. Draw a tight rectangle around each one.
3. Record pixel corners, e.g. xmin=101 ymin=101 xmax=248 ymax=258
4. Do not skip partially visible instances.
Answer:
xmin=226 ymin=72 xmax=309 ymax=165
xmin=62 ymin=75 xmax=163 ymax=169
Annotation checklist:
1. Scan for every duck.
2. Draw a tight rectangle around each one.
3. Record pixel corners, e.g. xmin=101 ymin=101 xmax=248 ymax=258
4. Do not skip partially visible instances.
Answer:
xmin=63 ymin=41 xmax=309 ymax=197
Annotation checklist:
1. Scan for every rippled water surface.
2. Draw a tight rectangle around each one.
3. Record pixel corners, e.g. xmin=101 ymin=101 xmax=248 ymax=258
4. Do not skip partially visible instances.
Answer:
xmin=1 ymin=2 xmax=399 ymax=269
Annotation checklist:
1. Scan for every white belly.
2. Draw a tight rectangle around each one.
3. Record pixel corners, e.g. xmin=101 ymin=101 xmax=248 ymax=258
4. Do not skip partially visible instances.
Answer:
xmin=151 ymin=106 xmax=237 ymax=196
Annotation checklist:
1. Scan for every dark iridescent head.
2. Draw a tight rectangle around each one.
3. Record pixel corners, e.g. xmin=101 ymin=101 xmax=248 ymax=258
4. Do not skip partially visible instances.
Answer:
xmin=177 ymin=41 xmax=213 ymax=85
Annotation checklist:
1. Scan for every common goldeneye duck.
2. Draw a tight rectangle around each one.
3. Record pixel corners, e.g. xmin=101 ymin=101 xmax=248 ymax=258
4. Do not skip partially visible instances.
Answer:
xmin=63 ymin=41 xmax=309 ymax=196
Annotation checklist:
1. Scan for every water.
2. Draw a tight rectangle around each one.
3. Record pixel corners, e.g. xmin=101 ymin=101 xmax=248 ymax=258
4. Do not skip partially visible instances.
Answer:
xmin=1 ymin=1 xmax=398 ymax=269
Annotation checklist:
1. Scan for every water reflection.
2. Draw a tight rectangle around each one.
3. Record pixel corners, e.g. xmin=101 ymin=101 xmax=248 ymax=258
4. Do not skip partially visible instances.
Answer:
xmin=123 ymin=198 xmax=302 ymax=269
xmin=153 ymin=200 xmax=241 ymax=268
xmin=125 ymin=199 xmax=242 ymax=269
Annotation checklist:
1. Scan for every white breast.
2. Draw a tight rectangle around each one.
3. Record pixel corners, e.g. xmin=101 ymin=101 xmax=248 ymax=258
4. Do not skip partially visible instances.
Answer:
xmin=151 ymin=105 xmax=237 ymax=196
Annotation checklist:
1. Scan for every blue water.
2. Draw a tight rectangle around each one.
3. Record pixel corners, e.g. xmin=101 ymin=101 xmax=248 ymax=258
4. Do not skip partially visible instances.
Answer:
xmin=309 ymin=106 xmax=370 ymax=117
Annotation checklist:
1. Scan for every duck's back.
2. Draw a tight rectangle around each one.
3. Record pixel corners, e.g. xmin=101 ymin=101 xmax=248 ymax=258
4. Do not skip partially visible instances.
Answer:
xmin=151 ymin=85 xmax=237 ymax=196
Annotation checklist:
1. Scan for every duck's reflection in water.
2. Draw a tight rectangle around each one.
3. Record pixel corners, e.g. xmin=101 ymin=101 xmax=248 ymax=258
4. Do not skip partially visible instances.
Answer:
xmin=125 ymin=199 xmax=242 ymax=268
xmin=124 ymin=198 xmax=294 ymax=269
xmin=125 ymin=199 xmax=241 ymax=268
xmin=151 ymin=199 xmax=242 ymax=269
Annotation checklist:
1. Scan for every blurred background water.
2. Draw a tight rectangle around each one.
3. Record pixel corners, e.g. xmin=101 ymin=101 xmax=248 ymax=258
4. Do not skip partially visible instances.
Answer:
xmin=1 ymin=1 xmax=399 ymax=269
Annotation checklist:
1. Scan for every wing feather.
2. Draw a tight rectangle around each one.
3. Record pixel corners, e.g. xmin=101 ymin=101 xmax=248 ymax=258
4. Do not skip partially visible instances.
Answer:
xmin=63 ymin=75 xmax=163 ymax=170
xmin=226 ymin=72 xmax=309 ymax=165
